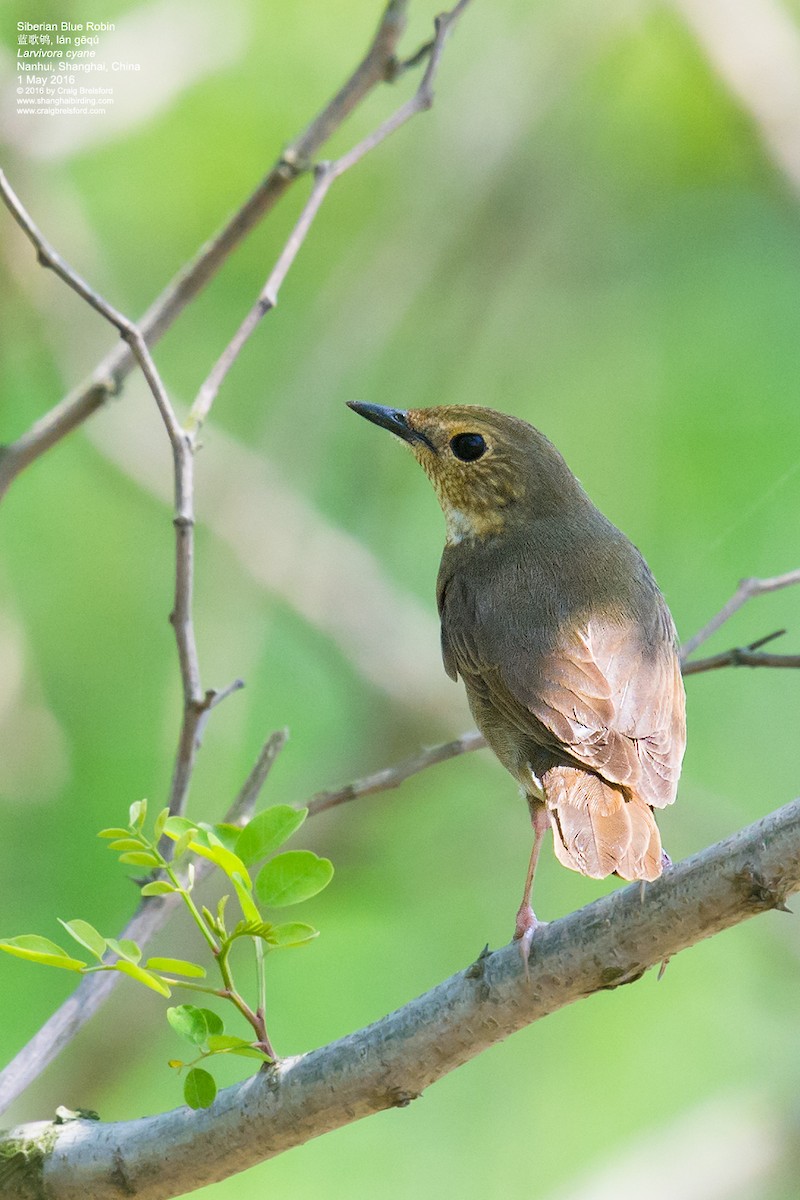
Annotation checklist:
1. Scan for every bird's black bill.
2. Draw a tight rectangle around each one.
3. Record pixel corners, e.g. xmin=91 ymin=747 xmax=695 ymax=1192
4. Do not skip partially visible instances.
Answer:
xmin=347 ymin=401 xmax=436 ymax=452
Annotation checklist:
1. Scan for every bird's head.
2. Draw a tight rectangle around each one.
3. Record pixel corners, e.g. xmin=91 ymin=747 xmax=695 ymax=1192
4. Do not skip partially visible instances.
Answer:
xmin=348 ymin=402 xmax=585 ymax=544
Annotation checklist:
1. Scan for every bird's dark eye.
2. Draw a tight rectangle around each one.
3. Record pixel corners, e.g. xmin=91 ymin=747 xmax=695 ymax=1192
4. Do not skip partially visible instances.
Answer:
xmin=450 ymin=432 xmax=486 ymax=462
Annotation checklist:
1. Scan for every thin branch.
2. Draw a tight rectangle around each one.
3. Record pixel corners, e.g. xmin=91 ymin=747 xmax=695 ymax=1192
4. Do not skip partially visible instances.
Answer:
xmin=306 ymin=729 xmax=486 ymax=816
xmin=0 ymin=730 xmax=287 ymax=1117
xmin=231 ymin=729 xmax=289 ymax=818
xmin=681 ymin=568 xmax=800 ymax=658
xmin=683 ymin=648 xmax=800 ymax=675
xmin=5 ymin=797 xmax=798 ymax=1200
xmin=189 ymin=162 xmax=339 ymax=427
xmin=191 ymin=0 xmax=472 ymax=427
xmin=0 ymin=170 xmax=223 ymax=824
xmin=0 ymin=170 xmax=180 ymax=441
xmin=87 ymin=409 xmax=455 ymax=716
xmin=0 ymin=0 xmax=414 ymax=500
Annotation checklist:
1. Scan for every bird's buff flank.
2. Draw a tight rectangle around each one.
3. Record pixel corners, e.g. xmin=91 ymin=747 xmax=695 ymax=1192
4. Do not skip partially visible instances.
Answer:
xmin=348 ymin=401 xmax=686 ymax=959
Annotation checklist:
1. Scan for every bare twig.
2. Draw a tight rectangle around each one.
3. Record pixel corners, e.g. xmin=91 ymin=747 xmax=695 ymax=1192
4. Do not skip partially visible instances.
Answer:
xmin=683 ymin=649 xmax=800 ymax=675
xmin=681 ymin=569 xmax=800 ymax=658
xmin=306 ymin=729 xmax=486 ymax=816
xmin=6 ymin=797 xmax=799 ymax=1199
xmin=88 ymin=408 xmax=457 ymax=716
xmin=683 ymin=627 xmax=800 ymax=672
xmin=0 ymin=730 xmax=287 ymax=1117
xmin=0 ymin=170 xmax=224 ymax=822
xmin=231 ymin=729 xmax=289 ymax=819
xmin=191 ymin=0 xmax=472 ymax=426
xmin=0 ymin=0 xmax=416 ymax=500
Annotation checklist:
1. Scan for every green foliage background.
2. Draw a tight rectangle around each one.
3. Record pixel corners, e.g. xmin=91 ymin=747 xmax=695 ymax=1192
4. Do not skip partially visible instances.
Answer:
xmin=2 ymin=0 xmax=800 ymax=1196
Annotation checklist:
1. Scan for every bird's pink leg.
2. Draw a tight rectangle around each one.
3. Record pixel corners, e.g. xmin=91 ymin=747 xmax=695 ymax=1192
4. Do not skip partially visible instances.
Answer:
xmin=514 ymin=800 xmax=549 ymax=969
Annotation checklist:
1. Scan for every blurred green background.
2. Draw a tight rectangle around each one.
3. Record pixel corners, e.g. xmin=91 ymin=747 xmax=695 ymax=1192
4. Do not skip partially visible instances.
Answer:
xmin=2 ymin=0 xmax=800 ymax=1196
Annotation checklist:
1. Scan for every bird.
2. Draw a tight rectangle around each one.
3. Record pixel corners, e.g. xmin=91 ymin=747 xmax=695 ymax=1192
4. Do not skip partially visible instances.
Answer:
xmin=348 ymin=401 xmax=686 ymax=959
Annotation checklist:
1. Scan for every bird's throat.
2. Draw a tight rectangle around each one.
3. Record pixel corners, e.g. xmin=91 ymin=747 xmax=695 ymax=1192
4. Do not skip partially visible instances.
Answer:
xmin=442 ymin=501 xmax=505 ymax=545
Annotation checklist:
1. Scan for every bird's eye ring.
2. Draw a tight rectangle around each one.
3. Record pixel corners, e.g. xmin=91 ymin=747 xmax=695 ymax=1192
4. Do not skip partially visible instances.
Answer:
xmin=450 ymin=432 xmax=486 ymax=462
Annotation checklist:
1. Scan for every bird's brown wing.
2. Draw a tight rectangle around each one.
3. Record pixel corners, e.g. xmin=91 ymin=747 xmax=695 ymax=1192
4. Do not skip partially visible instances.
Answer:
xmin=515 ymin=615 xmax=685 ymax=880
xmin=512 ymin=614 xmax=686 ymax=810
xmin=440 ymin=578 xmax=684 ymax=808
xmin=439 ymin=572 xmax=686 ymax=880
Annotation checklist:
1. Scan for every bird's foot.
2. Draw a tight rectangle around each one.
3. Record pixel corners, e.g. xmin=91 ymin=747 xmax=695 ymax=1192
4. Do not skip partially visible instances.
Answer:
xmin=513 ymin=904 xmax=544 ymax=978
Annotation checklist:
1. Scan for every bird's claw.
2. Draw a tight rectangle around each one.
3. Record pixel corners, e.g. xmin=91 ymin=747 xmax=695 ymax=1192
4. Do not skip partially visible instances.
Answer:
xmin=513 ymin=906 xmax=544 ymax=980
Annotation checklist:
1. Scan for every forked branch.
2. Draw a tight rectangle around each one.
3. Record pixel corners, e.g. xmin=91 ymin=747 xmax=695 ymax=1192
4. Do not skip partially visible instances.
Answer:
xmin=0 ymin=0 xmax=460 ymax=499
xmin=191 ymin=0 xmax=471 ymax=425
xmin=681 ymin=569 xmax=800 ymax=658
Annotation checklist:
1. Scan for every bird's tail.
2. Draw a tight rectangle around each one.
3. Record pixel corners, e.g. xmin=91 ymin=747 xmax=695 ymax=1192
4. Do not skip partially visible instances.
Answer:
xmin=544 ymin=765 xmax=662 ymax=882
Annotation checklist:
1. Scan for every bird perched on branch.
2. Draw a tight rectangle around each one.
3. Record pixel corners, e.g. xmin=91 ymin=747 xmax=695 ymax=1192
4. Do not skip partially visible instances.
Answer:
xmin=348 ymin=402 xmax=686 ymax=958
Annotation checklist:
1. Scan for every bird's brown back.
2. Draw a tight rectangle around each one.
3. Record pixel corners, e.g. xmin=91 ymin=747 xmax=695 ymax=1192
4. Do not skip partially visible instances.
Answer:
xmin=436 ymin=484 xmax=685 ymax=882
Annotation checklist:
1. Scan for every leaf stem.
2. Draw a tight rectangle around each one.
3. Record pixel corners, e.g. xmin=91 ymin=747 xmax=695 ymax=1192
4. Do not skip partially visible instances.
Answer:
xmin=161 ymin=859 xmax=219 ymax=955
xmin=217 ymin=942 xmax=275 ymax=1058
xmin=159 ymin=979 xmax=227 ymax=997
xmin=253 ymin=939 xmax=274 ymax=1059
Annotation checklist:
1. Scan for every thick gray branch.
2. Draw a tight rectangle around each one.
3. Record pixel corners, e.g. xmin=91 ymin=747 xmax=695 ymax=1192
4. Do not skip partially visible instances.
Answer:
xmin=5 ymin=798 xmax=798 ymax=1200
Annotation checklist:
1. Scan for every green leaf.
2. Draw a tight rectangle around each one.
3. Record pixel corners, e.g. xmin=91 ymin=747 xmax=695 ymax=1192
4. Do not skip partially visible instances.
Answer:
xmin=140 ymin=881 xmax=178 ymax=897
xmin=197 ymin=1008 xmax=224 ymax=1037
xmin=190 ymin=841 xmax=251 ymax=888
xmin=163 ymin=816 xmax=197 ymax=839
xmin=129 ymin=799 xmax=147 ymax=830
xmin=206 ymin=1035 xmax=270 ymax=1060
xmin=230 ymin=919 xmax=274 ymax=942
xmin=153 ymin=807 xmax=170 ymax=841
xmin=118 ymin=851 xmax=161 ymax=868
xmin=114 ymin=960 xmax=171 ymax=997
xmin=57 ymin=919 xmax=107 ymax=961
xmin=184 ymin=1067 xmax=216 ymax=1109
xmin=97 ymin=827 xmax=131 ymax=839
xmin=107 ymin=938 xmax=142 ymax=964
xmin=171 ymin=830 xmax=194 ymax=860
xmin=235 ymin=806 xmax=307 ymax=866
xmin=221 ymin=1045 xmax=272 ymax=1061
xmin=0 ymin=936 xmax=86 ymax=972
xmin=206 ymin=1034 xmax=253 ymax=1051
xmin=167 ymin=1005 xmax=223 ymax=1045
xmin=208 ymin=823 xmax=243 ymax=853
xmin=255 ymin=851 xmax=334 ymax=908
xmin=146 ymin=957 xmax=206 ymax=978
xmin=268 ymin=922 xmax=319 ymax=948
xmin=231 ymin=873 xmax=261 ymax=924
xmin=108 ymin=839 xmax=145 ymax=852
